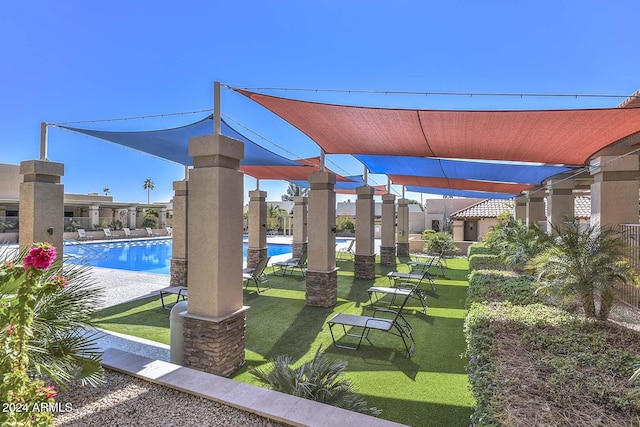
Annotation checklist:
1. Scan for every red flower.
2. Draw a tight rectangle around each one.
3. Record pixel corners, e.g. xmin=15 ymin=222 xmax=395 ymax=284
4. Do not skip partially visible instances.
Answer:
xmin=38 ymin=385 xmax=57 ymax=399
xmin=23 ymin=243 xmax=56 ymax=271
xmin=6 ymin=325 xmax=15 ymax=335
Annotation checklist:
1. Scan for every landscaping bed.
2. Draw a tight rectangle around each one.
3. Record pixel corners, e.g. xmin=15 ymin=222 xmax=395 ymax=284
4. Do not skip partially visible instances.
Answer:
xmin=465 ymin=269 xmax=640 ymax=426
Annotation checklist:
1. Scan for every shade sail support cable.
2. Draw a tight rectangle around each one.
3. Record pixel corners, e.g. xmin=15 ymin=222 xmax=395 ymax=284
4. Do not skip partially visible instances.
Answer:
xmin=229 ymin=85 xmax=639 ymax=101
xmin=50 ymin=109 xmax=214 ymax=126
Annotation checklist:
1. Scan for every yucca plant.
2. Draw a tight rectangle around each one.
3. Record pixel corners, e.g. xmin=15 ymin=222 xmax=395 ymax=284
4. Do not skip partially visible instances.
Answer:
xmin=528 ymin=221 xmax=638 ymax=320
xmin=249 ymin=346 xmax=381 ymax=416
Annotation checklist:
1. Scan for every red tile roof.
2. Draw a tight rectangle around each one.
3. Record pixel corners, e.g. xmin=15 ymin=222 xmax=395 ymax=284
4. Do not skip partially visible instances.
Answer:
xmin=450 ymin=196 xmax=591 ymax=219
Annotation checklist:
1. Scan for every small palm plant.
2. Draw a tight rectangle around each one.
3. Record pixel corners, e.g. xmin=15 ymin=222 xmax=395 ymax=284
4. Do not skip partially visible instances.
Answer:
xmin=0 ymin=244 xmax=105 ymax=389
xmin=528 ymin=221 xmax=638 ymax=320
xmin=249 ymin=346 xmax=381 ymax=416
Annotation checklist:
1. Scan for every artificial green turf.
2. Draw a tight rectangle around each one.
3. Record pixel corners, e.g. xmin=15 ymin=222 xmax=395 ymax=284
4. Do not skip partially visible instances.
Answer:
xmin=93 ymin=257 xmax=474 ymax=426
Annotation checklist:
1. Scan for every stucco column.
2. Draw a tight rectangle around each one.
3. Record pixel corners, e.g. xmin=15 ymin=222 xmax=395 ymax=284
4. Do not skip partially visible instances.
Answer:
xmin=135 ymin=207 xmax=145 ymax=228
xmin=19 ymin=160 xmax=64 ymax=261
xmin=159 ymin=207 xmax=167 ymax=228
xmin=397 ymin=198 xmax=410 ymax=257
xmin=88 ymin=205 xmax=100 ymax=230
xmin=306 ymin=171 xmax=338 ymax=307
xmin=380 ymin=193 xmax=396 ymax=266
xmin=452 ymin=220 xmax=464 ymax=241
xmin=547 ymin=179 xmax=574 ymax=232
xmin=590 ymin=152 xmax=640 ymax=228
xmin=182 ymin=134 xmax=247 ymax=378
xmin=354 ymin=185 xmax=376 ymax=279
xmin=293 ymin=196 xmax=308 ymax=258
xmin=526 ymin=193 xmax=546 ymax=229
xmin=127 ymin=206 xmax=137 ymax=229
xmin=247 ymin=189 xmax=267 ymax=269
xmin=170 ymin=180 xmax=188 ymax=286
xmin=514 ymin=195 xmax=527 ymax=222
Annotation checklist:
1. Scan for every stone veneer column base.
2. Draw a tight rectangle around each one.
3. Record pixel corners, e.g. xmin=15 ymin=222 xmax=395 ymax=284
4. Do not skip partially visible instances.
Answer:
xmin=305 ymin=269 xmax=338 ymax=307
xmin=379 ymin=246 xmax=396 ymax=266
xmin=293 ymin=242 xmax=307 ymax=259
xmin=170 ymin=258 xmax=188 ymax=286
xmin=354 ymin=254 xmax=376 ymax=280
xmin=397 ymin=242 xmax=410 ymax=258
xmin=246 ymin=247 xmax=267 ymax=269
xmin=183 ymin=308 xmax=248 ymax=378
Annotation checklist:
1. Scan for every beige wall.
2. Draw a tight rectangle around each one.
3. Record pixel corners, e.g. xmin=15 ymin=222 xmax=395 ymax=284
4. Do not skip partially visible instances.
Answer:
xmin=0 ymin=163 xmax=22 ymax=199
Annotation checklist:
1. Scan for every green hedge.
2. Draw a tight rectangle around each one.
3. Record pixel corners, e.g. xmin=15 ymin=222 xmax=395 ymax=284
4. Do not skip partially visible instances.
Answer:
xmin=466 ymin=270 xmax=541 ymax=308
xmin=468 ymin=254 xmax=508 ymax=273
xmin=468 ymin=243 xmax=497 ymax=257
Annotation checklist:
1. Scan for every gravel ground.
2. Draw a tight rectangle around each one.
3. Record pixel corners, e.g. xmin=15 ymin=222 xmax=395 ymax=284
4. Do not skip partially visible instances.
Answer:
xmin=54 ymin=370 xmax=289 ymax=427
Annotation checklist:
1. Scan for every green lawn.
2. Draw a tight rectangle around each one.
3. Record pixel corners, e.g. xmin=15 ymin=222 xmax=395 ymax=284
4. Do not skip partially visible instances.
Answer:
xmin=93 ymin=257 xmax=474 ymax=426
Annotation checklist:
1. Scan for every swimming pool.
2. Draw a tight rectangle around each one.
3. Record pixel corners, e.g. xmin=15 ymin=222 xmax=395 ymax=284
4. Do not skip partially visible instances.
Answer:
xmin=64 ymin=238 xmax=293 ymax=275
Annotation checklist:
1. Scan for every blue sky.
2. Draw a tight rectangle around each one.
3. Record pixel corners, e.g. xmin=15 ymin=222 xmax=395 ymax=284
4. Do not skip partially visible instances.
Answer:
xmin=2 ymin=1 xmax=639 ymax=205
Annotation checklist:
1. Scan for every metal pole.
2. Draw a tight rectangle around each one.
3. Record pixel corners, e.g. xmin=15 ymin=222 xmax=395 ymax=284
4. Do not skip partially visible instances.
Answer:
xmin=184 ymin=165 xmax=189 ymax=180
xmin=256 ymin=178 xmax=260 ymax=190
xmin=402 ymin=186 xmax=405 ymax=199
xmin=214 ymin=81 xmax=221 ymax=135
xmin=363 ymin=166 xmax=368 ymax=186
xmin=40 ymin=122 xmax=48 ymax=160
xmin=320 ymin=149 xmax=325 ymax=172
xmin=387 ymin=177 xmax=391 ymax=193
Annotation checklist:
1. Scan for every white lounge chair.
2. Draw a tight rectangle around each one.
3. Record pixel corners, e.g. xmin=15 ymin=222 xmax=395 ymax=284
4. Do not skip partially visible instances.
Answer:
xmin=123 ymin=228 xmax=132 ymax=238
xmin=166 ymin=227 xmax=173 ymax=236
xmin=145 ymin=227 xmax=155 ymax=237
xmin=337 ymin=239 xmax=355 ymax=260
xmin=103 ymin=228 xmax=113 ymax=239
xmin=77 ymin=229 xmax=88 ymax=241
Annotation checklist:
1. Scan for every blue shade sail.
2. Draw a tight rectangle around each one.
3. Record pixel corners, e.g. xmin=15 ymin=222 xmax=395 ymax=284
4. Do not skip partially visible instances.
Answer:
xmin=406 ymin=185 xmax=516 ymax=200
xmin=355 ymin=155 xmax=575 ymax=185
xmin=57 ymin=115 xmax=301 ymax=167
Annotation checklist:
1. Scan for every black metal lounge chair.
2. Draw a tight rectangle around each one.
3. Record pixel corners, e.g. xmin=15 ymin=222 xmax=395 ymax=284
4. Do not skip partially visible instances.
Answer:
xmin=327 ymin=291 xmax=415 ymax=357
xmin=407 ymin=250 xmax=447 ymax=278
xmin=272 ymin=251 xmax=307 ymax=277
xmin=367 ymin=282 xmax=428 ymax=314
xmin=243 ymin=255 xmax=271 ymax=293
xmin=158 ymin=285 xmax=188 ymax=310
xmin=386 ymin=267 xmax=435 ymax=292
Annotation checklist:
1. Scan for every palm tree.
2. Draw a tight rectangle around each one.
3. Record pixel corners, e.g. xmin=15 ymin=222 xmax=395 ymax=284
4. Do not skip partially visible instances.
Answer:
xmin=529 ymin=220 xmax=638 ymax=320
xmin=103 ymin=187 xmax=110 ymax=196
xmin=143 ymin=179 xmax=155 ymax=204
xmin=281 ymin=183 xmax=309 ymax=201
xmin=250 ymin=346 xmax=381 ymax=416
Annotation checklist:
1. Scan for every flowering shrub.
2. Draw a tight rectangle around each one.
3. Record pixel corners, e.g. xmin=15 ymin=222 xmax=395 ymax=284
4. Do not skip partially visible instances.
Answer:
xmin=0 ymin=242 xmax=104 ymax=426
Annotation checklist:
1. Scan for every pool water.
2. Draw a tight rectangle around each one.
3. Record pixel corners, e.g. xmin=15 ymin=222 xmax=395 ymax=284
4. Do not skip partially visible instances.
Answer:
xmin=64 ymin=238 xmax=293 ymax=275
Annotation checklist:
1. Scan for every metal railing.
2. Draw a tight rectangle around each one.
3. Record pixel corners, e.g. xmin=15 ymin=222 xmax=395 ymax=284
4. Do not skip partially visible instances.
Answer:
xmin=618 ymin=224 xmax=640 ymax=308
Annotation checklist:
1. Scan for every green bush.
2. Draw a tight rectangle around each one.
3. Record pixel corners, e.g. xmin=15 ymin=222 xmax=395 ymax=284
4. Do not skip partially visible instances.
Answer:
xmin=336 ymin=216 xmax=355 ymax=233
xmin=466 ymin=270 xmax=541 ymax=308
xmin=468 ymin=243 xmax=497 ymax=257
xmin=142 ymin=217 xmax=157 ymax=228
xmin=468 ymin=254 xmax=508 ymax=273
xmin=423 ymin=232 xmax=459 ymax=256
xmin=421 ymin=229 xmax=436 ymax=240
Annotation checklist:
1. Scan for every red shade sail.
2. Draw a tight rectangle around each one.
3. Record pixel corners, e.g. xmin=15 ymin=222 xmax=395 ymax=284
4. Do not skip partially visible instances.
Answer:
xmin=388 ymin=175 xmax=534 ymax=194
xmin=237 ymin=89 xmax=640 ymax=166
